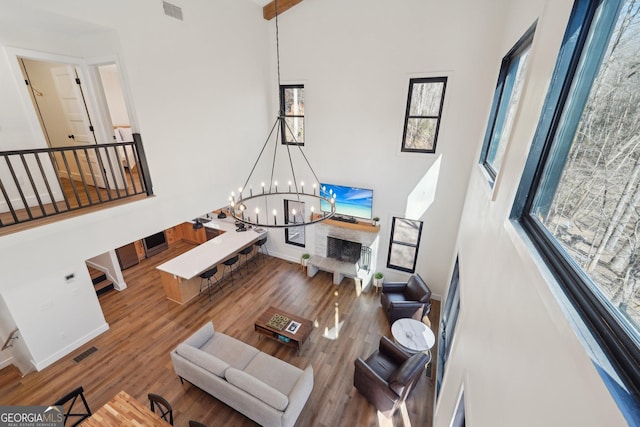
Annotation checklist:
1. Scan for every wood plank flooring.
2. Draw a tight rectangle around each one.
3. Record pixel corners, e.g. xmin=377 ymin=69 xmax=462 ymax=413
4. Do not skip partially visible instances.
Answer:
xmin=0 ymin=241 xmax=439 ymax=426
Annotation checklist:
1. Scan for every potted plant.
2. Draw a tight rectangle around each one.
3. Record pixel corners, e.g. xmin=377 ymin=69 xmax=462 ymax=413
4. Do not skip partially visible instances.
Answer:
xmin=301 ymin=253 xmax=310 ymax=267
xmin=373 ymin=271 xmax=384 ymax=289
xmin=372 ymin=216 xmax=380 ymax=226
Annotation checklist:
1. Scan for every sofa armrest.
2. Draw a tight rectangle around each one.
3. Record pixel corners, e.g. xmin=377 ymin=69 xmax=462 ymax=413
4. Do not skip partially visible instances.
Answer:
xmin=184 ymin=322 xmax=215 ymax=348
xmin=282 ymin=365 xmax=314 ymax=427
xmin=388 ymin=352 xmax=429 ymax=397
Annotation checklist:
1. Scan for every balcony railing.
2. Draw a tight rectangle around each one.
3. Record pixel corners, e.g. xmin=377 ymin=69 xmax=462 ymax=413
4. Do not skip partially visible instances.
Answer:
xmin=0 ymin=133 xmax=153 ymax=230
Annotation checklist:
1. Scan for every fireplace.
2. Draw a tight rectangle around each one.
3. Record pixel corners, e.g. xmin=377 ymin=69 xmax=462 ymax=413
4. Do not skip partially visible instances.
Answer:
xmin=327 ymin=236 xmax=362 ymax=264
xmin=142 ymin=231 xmax=168 ymax=257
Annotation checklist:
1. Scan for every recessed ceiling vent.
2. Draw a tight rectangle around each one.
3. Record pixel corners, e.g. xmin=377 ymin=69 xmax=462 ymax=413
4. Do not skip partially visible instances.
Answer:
xmin=163 ymin=1 xmax=184 ymax=21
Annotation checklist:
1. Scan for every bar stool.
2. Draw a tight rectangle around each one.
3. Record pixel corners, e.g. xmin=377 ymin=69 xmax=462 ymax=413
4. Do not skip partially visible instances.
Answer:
xmin=254 ymin=237 xmax=269 ymax=263
xmin=199 ymin=266 xmax=222 ymax=301
xmin=239 ymin=245 xmax=256 ymax=271
xmin=222 ymin=255 xmax=241 ymax=286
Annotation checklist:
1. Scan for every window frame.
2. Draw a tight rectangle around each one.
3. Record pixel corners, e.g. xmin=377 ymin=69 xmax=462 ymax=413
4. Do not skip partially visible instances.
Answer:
xmin=511 ymin=0 xmax=640 ymax=410
xmin=284 ymin=199 xmax=305 ymax=247
xmin=279 ymin=84 xmax=304 ymax=146
xmin=401 ymin=77 xmax=447 ymax=154
xmin=437 ymin=257 xmax=461 ymax=397
xmin=480 ymin=22 xmax=536 ymax=183
xmin=386 ymin=217 xmax=423 ymax=273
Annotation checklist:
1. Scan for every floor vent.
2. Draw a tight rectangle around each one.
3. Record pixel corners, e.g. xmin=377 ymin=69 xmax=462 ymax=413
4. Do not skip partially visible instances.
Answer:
xmin=73 ymin=346 xmax=97 ymax=363
xmin=163 ymin=1 xmax=184 ymax=21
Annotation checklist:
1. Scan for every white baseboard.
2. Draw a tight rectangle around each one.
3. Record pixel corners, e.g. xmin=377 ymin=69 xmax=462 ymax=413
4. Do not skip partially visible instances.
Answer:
xmin=32 ymin=322 xmax=109 ymax=371
xmin=0 ymin=354 xmax=14 ymax=370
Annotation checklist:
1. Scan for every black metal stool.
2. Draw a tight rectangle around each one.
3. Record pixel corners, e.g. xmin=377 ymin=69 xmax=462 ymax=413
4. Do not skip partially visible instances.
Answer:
xmin=199 ymin=266 xmax=222 ymax=301
xmin=222 ymin=255 xmax=241 ymax=286
xmin=239 ymin=245 xmax=256 ymax=271
xmin=254 ymin=237 xmax=269 ymax=263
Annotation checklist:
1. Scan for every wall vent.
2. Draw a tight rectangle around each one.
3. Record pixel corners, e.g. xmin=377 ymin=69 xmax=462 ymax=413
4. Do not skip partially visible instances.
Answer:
xmin=163 ymin=1 xmax=184 ymax=21
xmin=73 ymin=346 xmax=97 ymax=363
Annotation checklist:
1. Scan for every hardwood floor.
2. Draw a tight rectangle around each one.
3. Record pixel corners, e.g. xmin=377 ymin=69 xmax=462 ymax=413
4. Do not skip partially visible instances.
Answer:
xmin=0 ymin=241 xmax=439 ymax=427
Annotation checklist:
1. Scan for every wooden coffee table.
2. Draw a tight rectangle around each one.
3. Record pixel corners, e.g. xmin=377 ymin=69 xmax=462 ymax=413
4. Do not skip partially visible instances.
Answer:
xmin=255 ymin=306 xmax=313 ymax=355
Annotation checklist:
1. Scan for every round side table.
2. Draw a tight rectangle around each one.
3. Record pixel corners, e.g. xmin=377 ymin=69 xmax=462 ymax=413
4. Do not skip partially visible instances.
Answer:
xmin=391 ymin=318 xmax=435 ymax=353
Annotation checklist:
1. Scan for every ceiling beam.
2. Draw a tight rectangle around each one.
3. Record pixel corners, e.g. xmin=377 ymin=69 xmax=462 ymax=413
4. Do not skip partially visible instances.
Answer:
xmin=263 ymin=0 xmax=303 ymax=20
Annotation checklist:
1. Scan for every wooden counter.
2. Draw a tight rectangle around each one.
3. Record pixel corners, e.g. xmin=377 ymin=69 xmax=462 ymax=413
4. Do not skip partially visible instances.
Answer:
xmin=156 ymin=218 xmax=266 ymax=304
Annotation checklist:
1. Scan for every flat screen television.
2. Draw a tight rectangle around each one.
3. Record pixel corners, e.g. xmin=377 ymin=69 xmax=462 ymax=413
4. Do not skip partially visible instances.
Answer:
xmin=320 ymin=183 xmax=373 ymax=220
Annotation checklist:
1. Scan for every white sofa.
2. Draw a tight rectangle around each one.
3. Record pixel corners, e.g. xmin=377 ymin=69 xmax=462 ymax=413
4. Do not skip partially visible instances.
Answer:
xmin=170 ymin=322 xmax=314 ymax=427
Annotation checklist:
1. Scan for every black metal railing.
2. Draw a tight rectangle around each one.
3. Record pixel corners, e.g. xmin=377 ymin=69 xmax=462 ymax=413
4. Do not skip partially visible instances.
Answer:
xmin=0 ymin=133 xmax=153 ymax=228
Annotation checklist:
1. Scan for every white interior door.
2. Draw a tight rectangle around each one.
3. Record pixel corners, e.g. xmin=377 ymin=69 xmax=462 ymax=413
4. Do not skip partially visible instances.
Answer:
xmin=51 ymin=65 xmax=107 ymax=187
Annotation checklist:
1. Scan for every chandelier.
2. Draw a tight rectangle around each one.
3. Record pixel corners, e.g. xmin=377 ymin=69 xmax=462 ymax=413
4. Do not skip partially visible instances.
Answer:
xmin=228 ymin=0 xmax=335 ymax=229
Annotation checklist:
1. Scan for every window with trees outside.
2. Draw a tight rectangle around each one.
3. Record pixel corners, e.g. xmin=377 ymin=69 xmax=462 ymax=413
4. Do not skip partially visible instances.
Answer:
xmin=401 ymin=77 xmax=447 ymax=153
xmin=387 ymin=217 xmax=423 ymax=273
xmin=513 ymin=0 xmax=640 ymax=408
xmin=284 ymin=199 xmax=305 ymax=247
xmin=480 ymin=24 xmax=536 ymax=182
xmin=280 ymin=84 xmax=304 ymax=145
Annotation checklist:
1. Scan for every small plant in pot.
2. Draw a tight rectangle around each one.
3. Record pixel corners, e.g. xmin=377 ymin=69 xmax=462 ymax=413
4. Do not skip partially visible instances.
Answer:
xmin=374 ymin=271 xmax=384 ymax=288
xmin=372 ymin=216 xmax=380 ymax=226
xmin=301 ymin=253 xmax=310 ymax=267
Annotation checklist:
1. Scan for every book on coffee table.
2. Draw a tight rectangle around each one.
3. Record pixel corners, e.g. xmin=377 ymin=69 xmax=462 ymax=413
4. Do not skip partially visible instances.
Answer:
xmin=286 ymin=321 xmax=301 ymax=334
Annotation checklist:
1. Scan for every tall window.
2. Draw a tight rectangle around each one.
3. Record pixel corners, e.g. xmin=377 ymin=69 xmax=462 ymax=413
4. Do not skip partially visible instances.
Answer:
xmin=387 ymin=217 xmax=423 ymax=273
xmin=480 ymin=24 xmax=536 ymax=182
xmin=437 ymin=258 xmax=460 ymax=396
xmin=280 ymin=84 xmax=304 ymax=145
xmin=401 ymin=77 xmax=447 ymax=153
xmin=284 ymin=199 xmax=305 ymax=247
xmin=513 ymin=0 xmax=640 ymax=407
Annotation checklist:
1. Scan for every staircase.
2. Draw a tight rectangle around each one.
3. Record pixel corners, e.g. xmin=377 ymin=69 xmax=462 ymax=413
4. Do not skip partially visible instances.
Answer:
xmin=88 ymin=266 xmax=115 ymax=296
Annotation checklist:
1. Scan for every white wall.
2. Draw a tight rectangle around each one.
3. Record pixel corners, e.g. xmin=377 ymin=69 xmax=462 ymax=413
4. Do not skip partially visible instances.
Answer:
xmin=436 ymin=0 xmax=629 ymax=425
xmin=0 ymin=0 xmax=270 ymax=370
xmin=262 ymin=0 xmax=507 ymax=292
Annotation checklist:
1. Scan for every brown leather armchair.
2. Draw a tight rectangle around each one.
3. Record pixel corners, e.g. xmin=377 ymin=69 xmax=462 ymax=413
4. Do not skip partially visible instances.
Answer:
xmin=354 ymin=336 xmax=429 ymax=417
xmin=380 ymin=274 xmax=432 ymax=323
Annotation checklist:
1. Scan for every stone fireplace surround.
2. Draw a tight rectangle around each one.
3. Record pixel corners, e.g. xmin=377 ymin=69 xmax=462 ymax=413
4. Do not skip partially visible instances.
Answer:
xmin=310 ymin=220 xmax=379 ymax=289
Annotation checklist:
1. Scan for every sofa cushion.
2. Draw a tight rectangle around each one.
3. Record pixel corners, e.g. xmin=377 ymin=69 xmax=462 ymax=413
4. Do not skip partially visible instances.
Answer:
xmin=225 ymin=367 xmax=289 ymax=411
xmin=201 ymin=332 xmax=259 ymax=370
xmin=176 ymin=343 xmax=229 ymax=378
xmin=184 ymin=322 xmax=215 ymax=348
xmin=243 ymin=352 xmax=303 ymax=396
